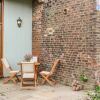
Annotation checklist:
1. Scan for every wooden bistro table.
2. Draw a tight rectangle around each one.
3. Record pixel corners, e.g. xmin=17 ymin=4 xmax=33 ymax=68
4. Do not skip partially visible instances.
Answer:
xmin=18 ymin=61 xmax=40 ymax=87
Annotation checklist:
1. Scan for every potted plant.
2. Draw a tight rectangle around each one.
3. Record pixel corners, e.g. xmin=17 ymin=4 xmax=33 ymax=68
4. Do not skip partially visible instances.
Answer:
xmin=24 ymin=54 xmax=32 ymax=62
xmin=80 ymin=74 xmax=88 ymax=82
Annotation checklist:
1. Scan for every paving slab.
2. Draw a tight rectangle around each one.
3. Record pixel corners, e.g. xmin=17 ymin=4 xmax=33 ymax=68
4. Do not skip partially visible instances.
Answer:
xmin=0 ymin=81 xmax=87 ymax=100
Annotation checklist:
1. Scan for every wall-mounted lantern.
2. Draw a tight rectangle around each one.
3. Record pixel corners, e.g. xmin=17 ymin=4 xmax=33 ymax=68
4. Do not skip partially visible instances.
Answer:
xmin=38 ymin=0 xmax=45 ymax=3
xmin=17 ymin=17 xmax=22 ymax=28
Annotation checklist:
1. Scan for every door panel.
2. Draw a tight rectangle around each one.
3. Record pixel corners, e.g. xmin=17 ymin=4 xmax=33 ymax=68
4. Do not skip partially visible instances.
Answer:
xmin=0 ymin=0 xmax=3 ymax=77
xmin=0 ymin=25 xmax=2 ymax=77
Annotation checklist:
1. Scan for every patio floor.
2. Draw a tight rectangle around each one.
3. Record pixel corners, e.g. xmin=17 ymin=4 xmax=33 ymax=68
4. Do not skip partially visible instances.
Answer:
xmin=0 ymin=80 xmax=87 ymax=100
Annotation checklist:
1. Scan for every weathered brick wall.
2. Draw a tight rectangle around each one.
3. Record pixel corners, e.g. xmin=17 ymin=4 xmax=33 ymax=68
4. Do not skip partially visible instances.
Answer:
xmin=95 ymin=11 xmax=100 ymax=63
xmin=32 ymin=0 xmax=43 ymax=55
xmin=32 ymin=0 xmax=100 ymax=89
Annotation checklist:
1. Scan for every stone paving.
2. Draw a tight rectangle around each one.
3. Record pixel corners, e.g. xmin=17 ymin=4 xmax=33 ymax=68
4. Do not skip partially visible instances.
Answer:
xmin=0 ymin=81 xmax=87 ymax=100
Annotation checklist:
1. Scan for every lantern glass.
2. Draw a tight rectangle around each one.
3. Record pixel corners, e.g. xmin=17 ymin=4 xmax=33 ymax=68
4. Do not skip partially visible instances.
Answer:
xmin=17 ymin=17 xmax=22 ymax=28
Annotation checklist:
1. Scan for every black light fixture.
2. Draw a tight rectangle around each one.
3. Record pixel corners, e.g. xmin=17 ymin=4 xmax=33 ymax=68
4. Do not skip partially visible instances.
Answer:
xmin=17 ymin=17 xmax=22 ymax=28
xmin=38 ymin=0 xmax=45 ymax=3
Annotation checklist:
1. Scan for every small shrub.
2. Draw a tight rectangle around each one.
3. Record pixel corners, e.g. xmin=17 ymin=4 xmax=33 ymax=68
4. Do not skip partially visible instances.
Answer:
xmin=95 ymin=86 xmax=100 ymax=93
xmin=87 ymin=86 xmax=100 ymax=100
xmin=80 ymin=74 xmax=88 ymax=82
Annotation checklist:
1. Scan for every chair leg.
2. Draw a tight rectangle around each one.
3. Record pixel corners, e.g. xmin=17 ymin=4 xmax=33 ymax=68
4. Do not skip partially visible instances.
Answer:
xmin=41 ymin=74 xmax=54 ymax=86
xmin=34 ymin=79 xmax=37 ymax=87
xmin=41 ymin=78 xmax=46 ymax=85
xmin=9 ymin=74 xmax=20 ymax=83
xmin=9 ymin=73 xmax=17 ymax=84
xmin=40 ymin=73 xmax=46 ymax=85
xmin=3 ymin=73 xmax=17 ymax=84
xmin=3 ymin=78 xmax=10 ymax=84
xmin=15 ymin=75 xmax=20 ymax=82
xmin=50 ymin=78 xmax=57 ymax=84
xmin=11 ymin=78 xmax=17 ymax=84
xmin=20 ymin=77 xmax=24 ymax=87
xmin=34 ymin=73 xmax=37 ymax=87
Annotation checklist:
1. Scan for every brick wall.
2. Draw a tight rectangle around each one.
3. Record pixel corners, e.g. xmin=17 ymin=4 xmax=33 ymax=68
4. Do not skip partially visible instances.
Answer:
xmin=95 ymin=11 xmax=100 ymax=63
xmin=32 ymin=0 xmax=100 ymax=89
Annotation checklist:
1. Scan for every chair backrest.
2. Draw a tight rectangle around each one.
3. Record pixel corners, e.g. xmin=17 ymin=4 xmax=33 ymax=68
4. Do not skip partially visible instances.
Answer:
xmin=50 ymin=59 xmax=60 ymax=75
xmin=21 ymin=63 xmax=34 ymax=74
xmin=1 ymin=58 xmax=12 ymax=71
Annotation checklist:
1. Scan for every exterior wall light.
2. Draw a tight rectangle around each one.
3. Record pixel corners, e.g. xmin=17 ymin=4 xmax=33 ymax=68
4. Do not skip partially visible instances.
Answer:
xmin=38 ymin=0 xmax=45 ymax=3
xmin=17 ymin=17 xmax=22 ymax=28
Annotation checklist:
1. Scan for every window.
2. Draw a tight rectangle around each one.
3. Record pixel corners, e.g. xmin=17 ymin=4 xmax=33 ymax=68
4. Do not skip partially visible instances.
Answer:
xmin=96 ymin=0 xmax=100 ymax=10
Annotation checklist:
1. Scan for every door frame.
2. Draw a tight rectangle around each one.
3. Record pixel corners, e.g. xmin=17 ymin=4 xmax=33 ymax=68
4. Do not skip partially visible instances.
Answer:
xmin=1 ymin=0 xmax=4 ymax=77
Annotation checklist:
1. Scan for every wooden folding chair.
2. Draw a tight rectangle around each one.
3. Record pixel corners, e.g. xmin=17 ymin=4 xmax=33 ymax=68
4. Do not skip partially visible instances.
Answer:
xmin=1 ymin=58 xmax=20 ymax=84
xmin=40 ymin=59 xmax=60 ymax=86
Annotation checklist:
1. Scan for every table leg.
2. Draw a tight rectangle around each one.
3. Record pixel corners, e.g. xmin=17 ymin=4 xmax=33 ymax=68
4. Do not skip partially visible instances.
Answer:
xmin=34 ymin=65 xmax=37 ymax=87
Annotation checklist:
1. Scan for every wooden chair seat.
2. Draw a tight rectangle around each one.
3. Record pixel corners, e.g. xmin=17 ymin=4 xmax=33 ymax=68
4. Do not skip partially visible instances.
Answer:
xmin=23 ymin=73 xmax=34 ymax=79
xmin=40 ymin=71 xmax=50 ymax=75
